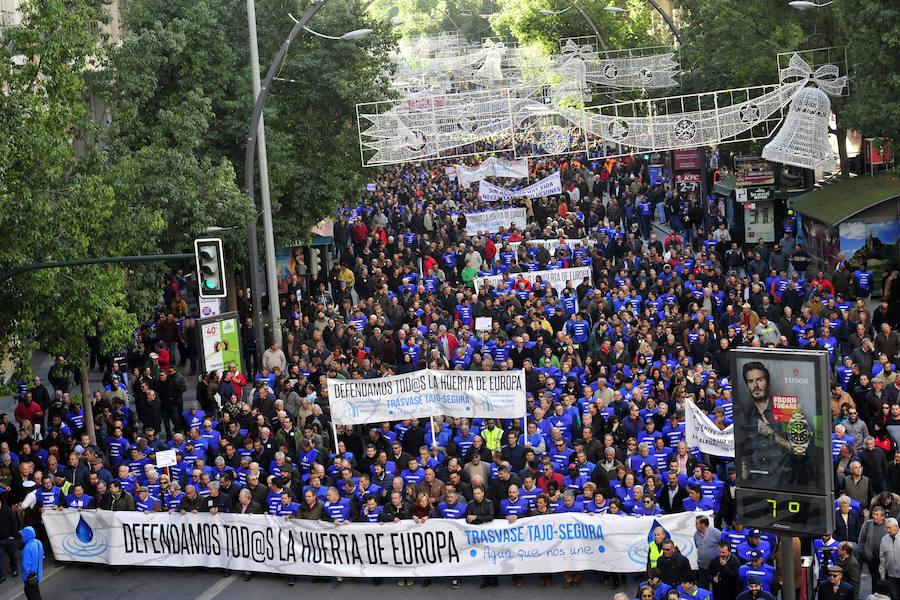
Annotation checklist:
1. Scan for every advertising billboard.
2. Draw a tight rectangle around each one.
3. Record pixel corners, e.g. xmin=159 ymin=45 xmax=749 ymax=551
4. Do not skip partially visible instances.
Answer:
xmin=196 ymin=311 xmax=243 ymax=376
xmin=731 ymin=348 xmax=832 ymax=495
xmin=730 ymin=348 xmax=834 ymax=534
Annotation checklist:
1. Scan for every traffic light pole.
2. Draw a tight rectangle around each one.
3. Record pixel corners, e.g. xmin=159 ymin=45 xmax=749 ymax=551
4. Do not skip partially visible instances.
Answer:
xmin=0 ymin=254 xmax=193 ymax=284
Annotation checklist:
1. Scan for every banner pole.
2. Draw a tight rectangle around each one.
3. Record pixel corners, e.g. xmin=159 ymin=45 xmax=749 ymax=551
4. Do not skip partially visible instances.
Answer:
xmin=331 ymin=421 xmax=339 ymax=455
xmin=430 ymin=415 xmax=438 ymax=452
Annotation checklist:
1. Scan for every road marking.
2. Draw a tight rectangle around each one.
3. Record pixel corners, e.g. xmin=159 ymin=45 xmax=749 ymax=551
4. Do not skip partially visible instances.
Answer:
xmin=2 ymin=564 xmax=63 ymax=600
xmin=193 ymin=575 xmax=233 ymax=600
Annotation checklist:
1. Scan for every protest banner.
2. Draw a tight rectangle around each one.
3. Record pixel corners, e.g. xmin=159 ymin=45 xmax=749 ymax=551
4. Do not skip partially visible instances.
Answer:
xmin=456 ymin=157 xmax=529 ymax=187
xmin=327 ymin=369 xmax=525 ymax=425
xmin=45 ymin=510 xmax=703 ymax=577
xmin=462 ymin=207 xmax=527 ymax=235
xmin=685 ymin=398 xmax=735 ymax=457
xmin=479 ymin=172 xmax=561 ymax=201
xmin=473 ymin=266 xmax=592 ymax=296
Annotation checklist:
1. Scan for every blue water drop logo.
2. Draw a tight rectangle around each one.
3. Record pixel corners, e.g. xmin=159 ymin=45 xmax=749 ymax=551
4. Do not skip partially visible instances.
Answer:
xmin=75 ymin=516 xmax=93 ymax=543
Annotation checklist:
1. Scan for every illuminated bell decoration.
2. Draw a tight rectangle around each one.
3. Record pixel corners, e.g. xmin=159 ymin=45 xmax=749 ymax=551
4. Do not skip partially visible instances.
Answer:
xmin=762 ymin=86 xmax=834 ymax=172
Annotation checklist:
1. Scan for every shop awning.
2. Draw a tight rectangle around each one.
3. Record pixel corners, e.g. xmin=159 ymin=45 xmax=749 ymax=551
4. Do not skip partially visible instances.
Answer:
xmin=791 ymin=174 xmax=900 ymax=226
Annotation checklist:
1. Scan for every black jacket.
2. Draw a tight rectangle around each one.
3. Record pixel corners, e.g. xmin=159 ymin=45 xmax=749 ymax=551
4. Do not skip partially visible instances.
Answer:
xmin=465 ymin=498 xmax=494 ymax=524
xmin=379 ymin=500 xmax=413 ymax=522
xmin=707 ymin=554 xmax=742 ymax=600
xmin=0 ymin=503 xmax=17 ymax=539
xmin=657 ymin=548 xmax=691 ymax=586
xmin=659 ymin=485 xmax=689 ymax=514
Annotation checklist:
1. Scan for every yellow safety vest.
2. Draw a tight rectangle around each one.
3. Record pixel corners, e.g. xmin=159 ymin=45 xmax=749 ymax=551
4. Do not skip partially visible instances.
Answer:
xmin=481 ymin=428 xmax=503 ymax=452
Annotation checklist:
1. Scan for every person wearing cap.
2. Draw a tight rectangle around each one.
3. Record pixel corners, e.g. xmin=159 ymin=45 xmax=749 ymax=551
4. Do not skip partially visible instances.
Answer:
xmin=738 ymin=549 xmax=775 ymax=594
xmin=134 ymin=486 xmax=161 ymax=513
xmin=817 ymin=565 xmax=854 ymax=600
xmin=736 ymin=529 xmax=772 ymax=563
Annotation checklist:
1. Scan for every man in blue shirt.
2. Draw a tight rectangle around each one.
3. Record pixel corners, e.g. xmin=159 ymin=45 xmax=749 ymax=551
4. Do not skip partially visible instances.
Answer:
xmin=323 ymin=486 xmax=353 ymax=524
xmin=676 ymin=572 xmax=712 ymax=600
xmin=438 ymin=489 xmax=467 ymax=519
xmin=739 ymin=551 xmax=776 ymax=593
xmin=683 ymin=484 xmax=715 ymax=512
xmin=736 ymin=530 xmax=772 ymax=563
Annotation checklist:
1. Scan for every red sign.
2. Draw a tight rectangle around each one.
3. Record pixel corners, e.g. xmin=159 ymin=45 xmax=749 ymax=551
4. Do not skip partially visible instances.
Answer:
xmin=674 ymin=149 xmax=701 ymax=171
xmin=863 ymin=139 xmax=893 ymax=164
xmin=772 ymin=394 xmax=799 ymax=423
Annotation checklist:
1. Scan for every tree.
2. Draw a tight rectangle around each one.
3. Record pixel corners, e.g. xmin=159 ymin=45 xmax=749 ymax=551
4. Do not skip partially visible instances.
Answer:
xmin=832 ymin=0 xmax=900 ymax=151
xmin=0 ymin=0 xmax=139 ymax=437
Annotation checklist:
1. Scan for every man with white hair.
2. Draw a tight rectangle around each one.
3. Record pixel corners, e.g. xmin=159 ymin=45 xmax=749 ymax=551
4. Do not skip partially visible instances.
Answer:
xmin=879 ymin=517 xmax=900 ymax=598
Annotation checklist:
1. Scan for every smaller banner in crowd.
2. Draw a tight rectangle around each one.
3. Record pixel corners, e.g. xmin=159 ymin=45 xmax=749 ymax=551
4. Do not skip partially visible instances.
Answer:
xmin=478 ymin=172 xmax=561 ymax=202
xmin=462 ymin=207 xmax=527 ymax=235
xmin=685 ymin=398 xmax=734 ymax=457
xmin=45 ymin=510 xmax=703 ymax=576
xmin=506 ymin=238 xmax=596 ymax=255
xmin=473 ymin=266 xmax=592 ymax=296
xmin=327 ymin=369 xmax=526 ymax=425
xmin=456 ymin=157 xmax=529 ymax=187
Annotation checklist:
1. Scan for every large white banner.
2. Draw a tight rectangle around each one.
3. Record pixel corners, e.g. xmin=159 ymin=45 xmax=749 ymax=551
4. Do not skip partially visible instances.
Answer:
xmin=463 ymin=207 xmax=527 ymax=235
xmin=327 ymin=369 xmax=525 ymax=425
xmin=474 ymin=266 xmax=592 ymax=295
xmin=44 ymin=510 xmax=703 ymax=576
xmin=479 ymin=172 xmax=562 ymax=202
xmin=456 ymin=157 xmax=529 ymax=187
xmin=685 ymin=399 xmax=734 ymax=457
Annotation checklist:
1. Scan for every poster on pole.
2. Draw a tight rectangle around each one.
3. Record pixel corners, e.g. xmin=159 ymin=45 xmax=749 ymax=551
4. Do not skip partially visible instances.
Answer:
xmin=196 ymin=311 xmax=243 ymax=376
xmin=462 ymin=208 xmax=527 ymax=235
xmin=478 ymin=172 xmax=561 ymax=201
xmin=684 ymin=399 xmax=734 ymax=457
xmin=473 ymin=266 xmax=592 ymax=295
xmin=327 ymin=370 xmax=525 ymax=425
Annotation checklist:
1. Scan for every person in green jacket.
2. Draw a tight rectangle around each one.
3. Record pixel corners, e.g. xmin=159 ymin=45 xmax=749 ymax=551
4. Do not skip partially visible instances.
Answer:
xmin=461 ymin=260 xmax=478 ymax=288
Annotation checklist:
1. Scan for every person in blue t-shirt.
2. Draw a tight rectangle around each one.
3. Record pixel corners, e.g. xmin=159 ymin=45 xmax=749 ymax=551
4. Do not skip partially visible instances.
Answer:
xmin=676 ymin=572 xmax=712 ymax=600
xmin=736 ymin=530 xmax=772 ymax=563
xmin=273 ymin=491 xmax=300 ymax=518
xmin=360 ymin=495 xmax=383 ymax=522
xmin=323 ymin=486 xmax=353 ymax=524
xmin=683 ymin=484 xmax=715 ymax=512
xmin=437 ymin=489 xmax=467 ymax=519
xmin=65 ymin=485 xmax=94 ymax=510
xmin=738 ymin=551 xmax=775 ymax=593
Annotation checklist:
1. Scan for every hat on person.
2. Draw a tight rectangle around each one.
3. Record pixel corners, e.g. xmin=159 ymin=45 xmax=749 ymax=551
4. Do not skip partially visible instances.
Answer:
xmin=742 ymin=302 xmax=751 ymax=309
xmin=749 ymin=529 xmax=761 ymax=537
xmin=137 ymin=486 xmax=149 ymax=493
xmin=748 ymin=550 xmax=762 ymax=560
xmin=748 ymin=575 xmax=762 ymax=585
xmin=827 ymin=565 xmax=843 ymax=574
xmin=150 ymin=352 xmax=159 ymax=359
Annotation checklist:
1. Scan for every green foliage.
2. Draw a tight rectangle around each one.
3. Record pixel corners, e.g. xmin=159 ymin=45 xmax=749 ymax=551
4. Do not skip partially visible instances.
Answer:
xmin=672 ymin=0 xmax=807 ymax=93
xmin=832 ymin=0 xmax=900 ymax=144
xmin=0 ymin=0 xmax=141 ymax=383
xmin=252 ymin=0 xmax=397 ymax=247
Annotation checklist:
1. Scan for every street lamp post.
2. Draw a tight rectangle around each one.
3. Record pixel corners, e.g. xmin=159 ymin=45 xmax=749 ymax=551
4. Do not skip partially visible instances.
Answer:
xmin=244 ymin=0 xmax=370 ymax=362
xmin=246 ymin=0 xmax=282 ymax=357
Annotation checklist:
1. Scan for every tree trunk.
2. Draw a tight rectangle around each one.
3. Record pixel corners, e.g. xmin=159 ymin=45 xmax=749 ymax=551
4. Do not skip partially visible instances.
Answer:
xmin=836 ymin=126 xmax=850 ymax=180
xmin=80 ymin=363 xmax=97 ymax=446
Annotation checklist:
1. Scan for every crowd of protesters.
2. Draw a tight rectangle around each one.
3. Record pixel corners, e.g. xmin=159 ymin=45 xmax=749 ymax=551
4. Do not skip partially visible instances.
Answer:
xmin=9 ymin=150 xmax=900 ymax=598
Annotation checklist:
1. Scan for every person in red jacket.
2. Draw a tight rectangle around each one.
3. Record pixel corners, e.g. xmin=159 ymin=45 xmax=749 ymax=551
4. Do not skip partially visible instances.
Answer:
xmin=14 ymin=395 xmax=43 ymax=428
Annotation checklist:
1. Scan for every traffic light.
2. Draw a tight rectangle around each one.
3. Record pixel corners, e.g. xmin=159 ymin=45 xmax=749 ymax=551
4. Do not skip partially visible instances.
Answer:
xmin=194 ymin=238 xmax=227 ymax=299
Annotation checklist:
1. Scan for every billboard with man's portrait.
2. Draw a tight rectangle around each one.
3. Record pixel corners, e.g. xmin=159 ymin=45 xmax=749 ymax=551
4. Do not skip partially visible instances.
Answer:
xmin=731 ymin=348 xmax=832 ymax=497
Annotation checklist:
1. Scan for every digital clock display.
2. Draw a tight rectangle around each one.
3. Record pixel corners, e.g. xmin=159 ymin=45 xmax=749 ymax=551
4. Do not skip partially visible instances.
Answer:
xmin=736 ymin=489 xmax=834 ymax=536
